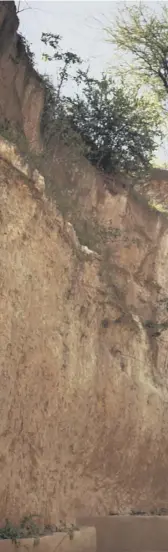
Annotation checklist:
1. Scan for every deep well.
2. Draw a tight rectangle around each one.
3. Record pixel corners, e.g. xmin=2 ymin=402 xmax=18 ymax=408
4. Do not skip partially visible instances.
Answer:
xmin=1 ymin=0 xmax=168 ymax=526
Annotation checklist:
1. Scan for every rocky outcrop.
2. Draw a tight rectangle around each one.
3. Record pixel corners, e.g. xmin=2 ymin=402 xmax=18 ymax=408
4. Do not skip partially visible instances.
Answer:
xmin=0 ymin=1 xmax=44 ymax=150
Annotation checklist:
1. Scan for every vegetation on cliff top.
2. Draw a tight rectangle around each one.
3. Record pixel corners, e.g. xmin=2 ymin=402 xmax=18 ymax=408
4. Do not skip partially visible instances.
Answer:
xmin=3 ymin=2 xmax=168 ymax=185
xmin=40 ymin=30 xmax=162 ymax=179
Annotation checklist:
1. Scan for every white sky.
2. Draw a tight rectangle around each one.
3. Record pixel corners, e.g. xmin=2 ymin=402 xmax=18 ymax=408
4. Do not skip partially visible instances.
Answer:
xmin=18 ymin=1 xmax=118 ymax=81
xmin=18 ymin=1 xmax=168 ymax=162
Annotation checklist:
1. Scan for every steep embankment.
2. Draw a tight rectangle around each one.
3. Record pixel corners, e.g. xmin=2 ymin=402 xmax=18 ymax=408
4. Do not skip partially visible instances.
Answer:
xmin=1 ymin=0 xmax=168 ymax=524
xmin=0 ymin=1 xmax=43 ymax=149
xmin=1 ymin=138 xmax=168 ymax=523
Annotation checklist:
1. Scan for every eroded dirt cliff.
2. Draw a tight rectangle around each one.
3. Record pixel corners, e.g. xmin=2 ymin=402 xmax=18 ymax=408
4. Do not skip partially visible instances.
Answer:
xmin=1 ymin=0 xmax=168 ymax=526
xmin=1 ymin=138 xmax=168 ymax=523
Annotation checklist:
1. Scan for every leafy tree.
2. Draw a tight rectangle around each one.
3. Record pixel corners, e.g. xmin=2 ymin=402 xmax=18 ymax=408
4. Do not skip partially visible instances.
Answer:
xmin=40 ymin=33 xmax=83 ymax=146
xmin=40 ymin=31 xmax=163 ymax=177
xmin=105 ymin=3 xmax=168 ymax=105
xmin=41 ymin=33 xmax=81 ymax=102
xmin=65 ymin=72 xmax=163 ymax=176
